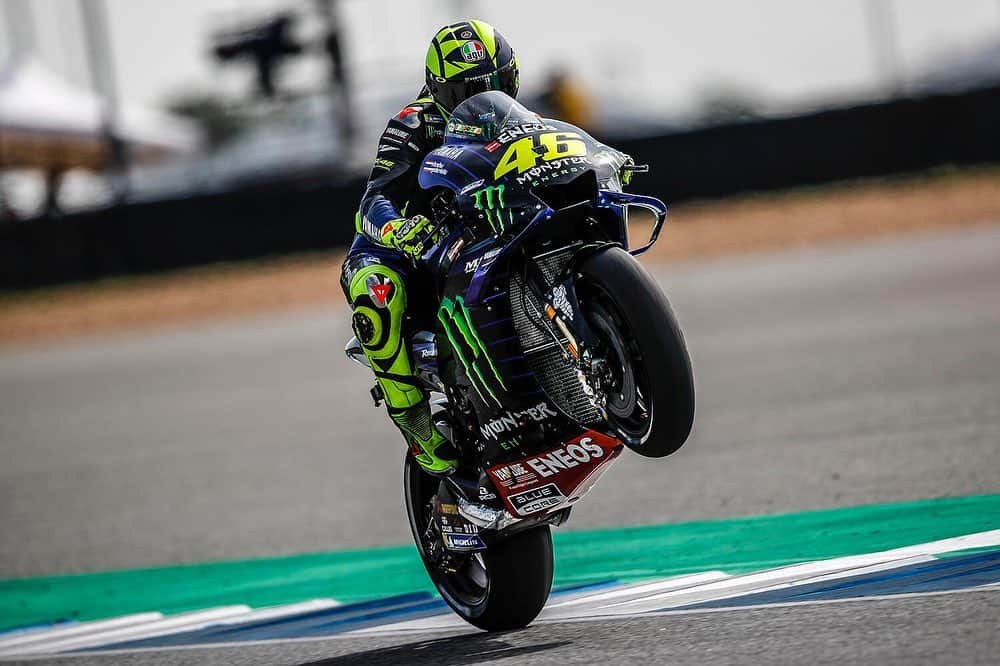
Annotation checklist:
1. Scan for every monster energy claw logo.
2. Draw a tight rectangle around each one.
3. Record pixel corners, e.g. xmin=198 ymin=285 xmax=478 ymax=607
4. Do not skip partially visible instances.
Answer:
xmin=472 ymin=184 xmax=514 ymax=233
xmin=438 ymin=295 xmax=507 ymax=406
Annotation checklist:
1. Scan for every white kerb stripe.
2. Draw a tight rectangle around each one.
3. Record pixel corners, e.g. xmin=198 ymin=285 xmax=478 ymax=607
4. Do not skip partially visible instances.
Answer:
xmin=544 ymin=571 xmax=731 ymax=610
xmin=5 ymin=605 xmax=252 ymax=656
xmin=212 ymin=599 xmax=340 ymax=625
xmin=0 ymin=613 xmax=164 ymax=650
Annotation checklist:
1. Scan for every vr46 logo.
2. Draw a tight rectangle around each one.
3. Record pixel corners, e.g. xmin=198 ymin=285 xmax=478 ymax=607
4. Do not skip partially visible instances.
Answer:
xmin=494 ymin=132 xmax=586 ymax=180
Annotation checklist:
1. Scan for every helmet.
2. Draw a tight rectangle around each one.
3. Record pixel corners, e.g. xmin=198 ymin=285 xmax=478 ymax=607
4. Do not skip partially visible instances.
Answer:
xmin=424 ymin=20 xmax=520 ymax=114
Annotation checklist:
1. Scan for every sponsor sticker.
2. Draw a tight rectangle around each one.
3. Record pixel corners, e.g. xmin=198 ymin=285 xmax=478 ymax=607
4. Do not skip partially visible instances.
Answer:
xmin=484 ymin=140 xmax=502 ymax=152
xmin=551 ymin=284 xmax=573 ymax=321
xmin=373 ymin=157 xmax=395 ymax=171
xmin=385 ymin=127 xmax=409 ymax=139
xmin=461 ymin=41 xmax=486 ymax=62
xmin=491 ymin=461 xmax=535 ymax=487
xmin=522 ymin=437 xmax=605 ymax=479
xmin=447 ymin=121 xmax=483 ymax=136
xmin=460 ymin=178 xmax=486 ymax=194
xmin=463 ymin=247 xmax=502 ymax=275
xmin=444 ymin=532 xmax=486 ymax=550
xmin=514 ymin=156 xmax=592 ymax=186
xmin=396 ymin=106 xmax=422 ymax=129
xmin=496 ymin=123 xmax=557 ymax=144
xmin=434 ymin=146 xmax=465 ymax=160
xmin=480 ymin=402 xmax=559 ymax=441
xmin=508 ymin=483 xmax=565 ymax=516
xmin=365 ymin=274 xmax=393 ymax=307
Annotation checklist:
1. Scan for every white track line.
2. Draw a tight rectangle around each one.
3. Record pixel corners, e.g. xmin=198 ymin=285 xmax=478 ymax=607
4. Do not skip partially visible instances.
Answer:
xmin=0 ymin=613 xmax=164 ymax=650
xmin=5 ymin=530 xmax=997 ymax=655
xmin=0 ymin=599 xmax=341 ymax=658
xmin=743 ymin=554 xmax=936 ymax=596
xmin=603 ymin=557 xmax=938 ymax=613
xmin=2 ymin=606 xmax=252 ymax=656
xmin=544 ymin=571 xmax=731 ymax=610
xmin=210 ymin=599 xmax=340 ymax=625
xmin=42 ymin=586 xmax=1000 ymax=658
xmin=600 ymin=529 xmax=1000 ymax=614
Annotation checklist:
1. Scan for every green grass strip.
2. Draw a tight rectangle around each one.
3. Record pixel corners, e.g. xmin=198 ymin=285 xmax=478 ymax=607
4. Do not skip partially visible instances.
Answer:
xmin=2 ymin=494 xmax=998 ymax=632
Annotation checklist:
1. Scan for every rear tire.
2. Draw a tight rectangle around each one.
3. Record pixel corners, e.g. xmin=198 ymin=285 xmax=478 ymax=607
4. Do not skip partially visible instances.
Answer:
xmin=404 ymin=456 xmax=553 ymax=631
xmin=578 ymin=246 xmax=695 ymax=457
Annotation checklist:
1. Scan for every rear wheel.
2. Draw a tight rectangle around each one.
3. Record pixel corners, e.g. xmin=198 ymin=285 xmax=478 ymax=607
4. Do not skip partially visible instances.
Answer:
xmin=403 ymin=456 xmax=553 ymax=631
xmin=577 ymin=246 xmax=695 ymax=457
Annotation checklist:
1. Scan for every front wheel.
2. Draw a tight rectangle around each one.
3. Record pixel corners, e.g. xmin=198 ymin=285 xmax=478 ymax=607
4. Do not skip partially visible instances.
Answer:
xmin=403 ymin=456 xmax=554 ymax=631
xmin=577 ymin=246 xmax=695 ymax=457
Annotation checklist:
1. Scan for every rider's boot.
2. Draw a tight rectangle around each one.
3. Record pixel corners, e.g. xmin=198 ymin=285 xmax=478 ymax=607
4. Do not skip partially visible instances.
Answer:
xmin=347 ymin=261 xmax=457 ymax=476
xmin=389 ymin=402 xmax=458 ymax=476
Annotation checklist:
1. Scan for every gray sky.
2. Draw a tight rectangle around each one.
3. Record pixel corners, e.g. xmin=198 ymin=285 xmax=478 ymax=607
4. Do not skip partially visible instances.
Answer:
xmin=2 ymin=0 xmax=1000 ymax=121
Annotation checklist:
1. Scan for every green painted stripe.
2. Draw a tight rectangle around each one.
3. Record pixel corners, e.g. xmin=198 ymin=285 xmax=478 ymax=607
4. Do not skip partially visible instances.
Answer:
xmin=2 ymin=494 xmax=998 ymax=632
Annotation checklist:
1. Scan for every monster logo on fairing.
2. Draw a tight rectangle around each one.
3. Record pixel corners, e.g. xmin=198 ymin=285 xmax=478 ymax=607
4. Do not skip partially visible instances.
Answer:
xmin=480 ymin=401 xmax=559 ymax=441
xmin=438 ymin=295 xmax=507 ymax=406
xmin=471 ymin=184 xmax=514 ymax=233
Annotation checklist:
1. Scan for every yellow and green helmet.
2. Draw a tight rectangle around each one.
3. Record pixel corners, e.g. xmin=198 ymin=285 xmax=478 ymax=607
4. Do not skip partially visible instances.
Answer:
xmin=425 ymin=20 xmax=519 ymax=114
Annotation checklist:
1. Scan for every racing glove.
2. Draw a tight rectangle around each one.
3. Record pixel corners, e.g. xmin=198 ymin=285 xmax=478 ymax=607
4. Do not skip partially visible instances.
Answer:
xmin=380 ymin=214 xmax=439 ymax=263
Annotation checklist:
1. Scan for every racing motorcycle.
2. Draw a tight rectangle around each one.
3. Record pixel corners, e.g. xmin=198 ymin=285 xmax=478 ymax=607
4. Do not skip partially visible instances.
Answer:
xmin=345 ymin=91 xmax=694 ymax=631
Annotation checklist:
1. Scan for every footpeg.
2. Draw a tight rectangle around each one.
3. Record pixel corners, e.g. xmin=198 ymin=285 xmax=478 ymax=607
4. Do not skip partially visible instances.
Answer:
xmin=370 ymin=384 xmax=384 ymax=407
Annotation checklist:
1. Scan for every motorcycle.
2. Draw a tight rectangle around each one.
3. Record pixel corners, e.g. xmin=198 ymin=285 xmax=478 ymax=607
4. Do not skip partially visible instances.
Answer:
xmin=345 ymin=91 xmax=694 ymax=631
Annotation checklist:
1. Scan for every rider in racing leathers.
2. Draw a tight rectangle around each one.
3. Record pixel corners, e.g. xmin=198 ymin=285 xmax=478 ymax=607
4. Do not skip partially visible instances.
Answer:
xmin=342 ymin=20 xmax=634 ymax=477
xmin=340 ymin=20 xmax=520 ymax=476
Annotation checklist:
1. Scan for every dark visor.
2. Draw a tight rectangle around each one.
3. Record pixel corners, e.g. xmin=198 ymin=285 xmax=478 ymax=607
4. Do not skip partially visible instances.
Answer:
xmin=435 ymin=60 xmax=519 ymax=113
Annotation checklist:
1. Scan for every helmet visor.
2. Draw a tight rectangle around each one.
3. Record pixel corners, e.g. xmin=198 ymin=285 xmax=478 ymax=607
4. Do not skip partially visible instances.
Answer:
xmin=434 ymin=59 xmax=519 ymax=113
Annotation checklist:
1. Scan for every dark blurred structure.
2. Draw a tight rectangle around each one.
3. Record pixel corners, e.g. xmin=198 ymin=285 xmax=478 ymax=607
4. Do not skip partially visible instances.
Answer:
xmin=694 ymin=84 xmax=764 ymax=127
xmin=3 ymin=84 xmax=1000 ymax=290
xmin=166 ymin=94 xmax=249 ymax=150
xmin=213 ymin=14 xmax=304 ymax=100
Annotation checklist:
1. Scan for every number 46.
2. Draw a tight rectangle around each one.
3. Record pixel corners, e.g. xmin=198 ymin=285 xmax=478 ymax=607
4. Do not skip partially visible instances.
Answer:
xmin=494 ymin=132 xmax=586 ymax=180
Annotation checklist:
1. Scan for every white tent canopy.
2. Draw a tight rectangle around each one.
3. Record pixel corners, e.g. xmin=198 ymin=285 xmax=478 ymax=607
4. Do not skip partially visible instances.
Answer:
xmin=0 ymin=57 xmax=199 ymax=169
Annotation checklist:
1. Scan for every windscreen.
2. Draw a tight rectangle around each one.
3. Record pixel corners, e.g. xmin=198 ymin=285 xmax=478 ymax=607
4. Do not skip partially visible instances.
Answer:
xmin=444 ymin=91 xmax=539 ymax=144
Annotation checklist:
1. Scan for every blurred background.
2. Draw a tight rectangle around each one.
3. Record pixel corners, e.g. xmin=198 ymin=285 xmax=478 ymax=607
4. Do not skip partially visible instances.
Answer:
xmin=2 ymin=0 xmax=1000 ymax=286
xmin=2 ymin=0 xmax=1000 ymax=588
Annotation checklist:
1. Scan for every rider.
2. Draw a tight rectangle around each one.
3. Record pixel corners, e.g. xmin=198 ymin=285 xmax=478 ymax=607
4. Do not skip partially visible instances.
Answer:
xmin=341 ymin=20 xmax=519 ymax=476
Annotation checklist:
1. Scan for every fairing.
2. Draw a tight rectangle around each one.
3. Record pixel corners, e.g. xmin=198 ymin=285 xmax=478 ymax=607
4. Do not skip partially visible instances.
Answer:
xmin=416 ymin=92 xmax=666 ymax=503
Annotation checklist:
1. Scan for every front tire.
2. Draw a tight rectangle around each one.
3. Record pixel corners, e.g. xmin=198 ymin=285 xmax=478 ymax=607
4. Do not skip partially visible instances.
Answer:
xmin=403 ymin=456 xmax=553 ymax=631
xmin=578 ymin=246 xmax=695 ymax=457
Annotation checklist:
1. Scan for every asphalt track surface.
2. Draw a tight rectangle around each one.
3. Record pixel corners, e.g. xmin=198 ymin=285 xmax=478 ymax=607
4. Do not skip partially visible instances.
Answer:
xmin=2 ymin=225 xmax=1000 ymax=663
xmin=28 ymin=590 xmax=1000 ymax=666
